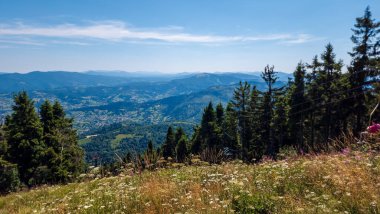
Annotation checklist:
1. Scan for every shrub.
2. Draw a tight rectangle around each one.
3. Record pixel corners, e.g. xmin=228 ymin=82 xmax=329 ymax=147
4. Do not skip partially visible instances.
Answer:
xmin=200 ymin=147 xmax=224 ymax=164
xmin=0 ymin=159 xmax=20 ymax=194
xmin=232 ymin=193 xmax=275 ymax=214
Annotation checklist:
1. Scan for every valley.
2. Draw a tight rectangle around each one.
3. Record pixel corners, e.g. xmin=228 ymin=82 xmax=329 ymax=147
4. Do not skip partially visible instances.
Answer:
xmin=0 ymin=71 xmax=289 ymax=132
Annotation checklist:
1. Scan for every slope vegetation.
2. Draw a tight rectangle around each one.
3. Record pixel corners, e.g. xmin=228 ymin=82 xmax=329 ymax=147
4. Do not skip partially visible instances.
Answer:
xmin=1 ymin=151 xmax=380 ymax=213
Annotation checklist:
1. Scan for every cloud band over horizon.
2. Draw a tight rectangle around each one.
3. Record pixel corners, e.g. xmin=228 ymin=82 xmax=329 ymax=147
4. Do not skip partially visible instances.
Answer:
xmin=0 ymin=21 xmax=318 ymax=46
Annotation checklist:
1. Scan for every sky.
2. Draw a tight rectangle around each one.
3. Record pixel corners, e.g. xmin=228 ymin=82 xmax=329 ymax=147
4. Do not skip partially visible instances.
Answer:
xmin=0 ymin=0 xmax=379 ymax=73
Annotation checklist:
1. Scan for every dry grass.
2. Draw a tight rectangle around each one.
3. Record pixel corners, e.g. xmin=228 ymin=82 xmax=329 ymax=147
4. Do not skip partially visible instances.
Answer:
xmin=1 ymin=150 xmax=380 ymax=213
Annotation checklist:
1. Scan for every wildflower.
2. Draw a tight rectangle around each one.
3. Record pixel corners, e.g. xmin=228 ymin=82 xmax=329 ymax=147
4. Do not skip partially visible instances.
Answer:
xmin=322 ymin=175 xmax=330 ymax=180
xmin=83 ymin=205 xmax=92 ymax=209
xmin=367 ymin=123 xmax=380 ymax=134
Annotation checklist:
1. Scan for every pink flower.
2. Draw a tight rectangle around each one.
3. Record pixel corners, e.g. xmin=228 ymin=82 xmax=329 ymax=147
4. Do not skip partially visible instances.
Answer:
xmin=367 ymin=123 xmax=380 ymax=134
xmin=342 ymin=148 xmax=350 ymax=155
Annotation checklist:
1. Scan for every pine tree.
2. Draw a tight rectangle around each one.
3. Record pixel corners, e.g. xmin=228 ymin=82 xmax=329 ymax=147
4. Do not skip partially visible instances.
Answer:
xmin=198 ymin=102 xmax=220 ymax=149
xmin=260 ymin=65 xmax=282 ymax=158
xmin=247 ymin=86 xmax=263 ymax=162
xmin=174 ymin=127 xmax=187 ymax=144
xmin=216 ymin=103 xmax=224 ymax=128
xmin=176 ymin=137 xmax=188 ymax=163
xmin=288 ymin=62 xmax=307 ymax=151
xmin=231 ymin=81 xmax=251 ymax=160
xmin=320 ymin=43 xmax=343 ymax=142
xmin=161 ymin=126 xmax=175 ymax=159
xmin=190 ymin=125 xmax=202 ymax=154
xmin=40 ymin=100 xmax=84 ymax=183
xmin=40 ymin=100 xmax=54 ymax=136
xmin=222 ymin=102 xmax=239 ymax=157
xmin=305 ymin=55 xmax=322 ymax=149
xmin=0 ymin=124 xmax=20 ymax=193
xmin=348 ymin=6 xmax=380 ymax=133
xmin=273 ymin=94 xmax=288 ymax=152
xmin=144 ymin=140 xmax=158 ymax=168
xmin=4 ymin=92 xmax=44 ymax=185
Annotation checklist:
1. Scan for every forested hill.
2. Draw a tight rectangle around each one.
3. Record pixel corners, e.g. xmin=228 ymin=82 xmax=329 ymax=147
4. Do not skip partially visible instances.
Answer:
xmin=0 ymin=71 xmax=133 ymax=92
xmin=0 ymin=71 xmax=291 ymax=93
xmin=0 ymin=71 xmax=291 ymax=132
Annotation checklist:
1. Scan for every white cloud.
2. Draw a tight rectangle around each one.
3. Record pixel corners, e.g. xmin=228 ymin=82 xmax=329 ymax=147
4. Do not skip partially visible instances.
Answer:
xmin=281 ymin=34 xmax=321 ymax=44
xmin=0 ymin=39 xmax=44 ymax=46
xmin=0 ymin=21 xmax=317 ymax=44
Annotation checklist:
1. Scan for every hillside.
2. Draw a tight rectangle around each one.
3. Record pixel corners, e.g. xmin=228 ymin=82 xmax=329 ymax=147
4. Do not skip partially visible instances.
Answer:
xmin=1 ymin=151 xmax=380 ymax=213
xmin=0 ymin=71 xmax=291 ymax=132
xmin=0 ymin=71 xmax=133 ymax=92
xmin=79 ymin=122 xmax=195 ymax=164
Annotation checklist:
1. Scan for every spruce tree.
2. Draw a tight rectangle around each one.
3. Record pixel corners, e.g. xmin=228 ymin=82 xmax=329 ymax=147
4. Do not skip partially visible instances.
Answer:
xmin=40 ymin=100 xmax=84 ymax=183
xmin=222 ymin=102 xmax=239 ymax=157
xmin=176 ymin=137 xmax=188 ymax=163
xmin=0 ymin=124 xmax=20 ymax=193
xmin=247 ymin=86 xmax=262 ymax=162
xmin=174 ymin=127 xmax=187 ymax=144
xmin=4 ymin=91 xmax=44 ymax=185
xmin=232 ymin=81 xmax=251 ymax=160
xmin=273 ymin=94 xmax=288 ymax=152
xmin=40 ymin=100 xmax=54 ymax=136
xmin=260 ymin=65 xmax=282 ymax=158
xmin=216 ymin=103 xmax=224 ymax=128
xmin=161 ymin=126 xmax=175 ymax=159
xmin=348 ymin=6 xmax=380 ymax=133
xmin=199 ymin=102 xmax=220 ymax=149
xmin=320 ymin=44 xmax=343 ymax=142
xmin=305 ymin=56 xmax=322 ymax=149
xmin=190 ymin=126 xmax=202 ymax=154
xmin=144 ymin=140 xmax=157 ymax=168
xmin=288 ymin=62 xmax=307 ymax=151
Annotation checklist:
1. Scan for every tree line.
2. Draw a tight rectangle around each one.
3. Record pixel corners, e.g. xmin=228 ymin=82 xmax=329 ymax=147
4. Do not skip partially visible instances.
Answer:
xmin=158 ymin=7 xmax=380 ymax=163
xmin=0 ymin=92 xmax=84 ymax=193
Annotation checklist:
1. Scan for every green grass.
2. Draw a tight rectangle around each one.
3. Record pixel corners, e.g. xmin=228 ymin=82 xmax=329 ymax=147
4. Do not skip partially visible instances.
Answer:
xmin=1 ymin=151 xmax=380 ymax=213
xmin=110 ymin=134 xmax=134 ymax=148
xmin=78 ymin=138 xmax=91 ymax=145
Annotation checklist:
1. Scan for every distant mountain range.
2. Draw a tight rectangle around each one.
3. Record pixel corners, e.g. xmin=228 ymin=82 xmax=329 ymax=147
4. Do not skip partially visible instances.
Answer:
xmin=0 ymin=71 xmax=292 ymax=132
xmin=0 ymin=70 xmax=291 ymax=93
xmin=0 ymin=71 xmax=132 ymax=92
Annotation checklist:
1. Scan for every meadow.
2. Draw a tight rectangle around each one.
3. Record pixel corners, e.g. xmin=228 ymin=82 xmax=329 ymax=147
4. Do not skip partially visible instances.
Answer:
xmin=1 ymin=148 xmax=380 ymax=214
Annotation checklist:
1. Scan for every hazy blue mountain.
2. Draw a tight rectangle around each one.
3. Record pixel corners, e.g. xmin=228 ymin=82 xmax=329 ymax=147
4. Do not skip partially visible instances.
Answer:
xmin=0 ymin=70 xmax=291 ymax=94
xmin=85 ymin=70 xmax=192 ymax=82
xmin=0 ymin=71 xmax=132 ymax=93
xmin=85 ymin=70 xmax=291 ymax=83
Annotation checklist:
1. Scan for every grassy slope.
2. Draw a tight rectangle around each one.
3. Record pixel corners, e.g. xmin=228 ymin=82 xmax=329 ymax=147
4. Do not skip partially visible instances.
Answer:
xmin=1 ymin=151 xmax=380 ymax=214
xmin=111 ymin=134 xmax=134 ymax=148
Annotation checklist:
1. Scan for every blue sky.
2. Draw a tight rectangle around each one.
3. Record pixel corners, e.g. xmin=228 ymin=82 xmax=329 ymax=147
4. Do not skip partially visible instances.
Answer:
xmin=0 ymin=0 xmax=378 ymax=73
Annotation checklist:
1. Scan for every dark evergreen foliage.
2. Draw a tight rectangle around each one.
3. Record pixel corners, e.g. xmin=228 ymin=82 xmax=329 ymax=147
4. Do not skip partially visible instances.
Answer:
xmin=4 ymin=91 xmax=45 ymax=185
xmin=348 ymin=6 xmax=380 ymax=133
xmin=176 ymin=137 xmax=188 ymax=163
xmin=161 ymin=126 xmax=175 ymax=159
xmin=2 ymin=92 xmax=84 ymax=191
xmin=288 ymin=62 xmax=307 ymax=151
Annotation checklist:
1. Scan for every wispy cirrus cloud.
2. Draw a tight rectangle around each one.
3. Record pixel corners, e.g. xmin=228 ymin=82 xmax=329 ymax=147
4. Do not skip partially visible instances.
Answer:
xmin=0 ymin=38 xmax=45 ymax=46
xmin=0 ymin=21 xmax=319 ymax=45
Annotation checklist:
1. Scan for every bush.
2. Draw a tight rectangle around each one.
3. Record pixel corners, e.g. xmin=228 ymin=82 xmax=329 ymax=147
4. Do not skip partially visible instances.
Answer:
xmin=232 ymin=193 xmax=274 ymax=214
xmin=0 ymin=159 xmax=20 ymax=194
xmin=200 ymin=147 xmax=224 ymax=164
